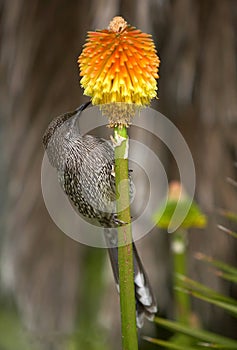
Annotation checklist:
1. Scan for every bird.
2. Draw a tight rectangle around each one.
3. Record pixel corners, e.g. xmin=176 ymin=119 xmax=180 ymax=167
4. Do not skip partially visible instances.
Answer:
xmin=43 ymin=101 xmax=157 ymax=328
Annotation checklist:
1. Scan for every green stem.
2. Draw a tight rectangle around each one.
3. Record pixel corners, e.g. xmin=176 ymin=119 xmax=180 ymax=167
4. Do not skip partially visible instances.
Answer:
xmin=172 ymin=229 xmax=191 ymax=324
xmin=114 ymin=126 xmax=138 ymax=350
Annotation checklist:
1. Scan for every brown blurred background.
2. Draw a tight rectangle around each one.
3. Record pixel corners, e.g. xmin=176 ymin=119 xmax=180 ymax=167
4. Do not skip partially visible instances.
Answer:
xmin=0 ymin=0 xmax=237 ymax=349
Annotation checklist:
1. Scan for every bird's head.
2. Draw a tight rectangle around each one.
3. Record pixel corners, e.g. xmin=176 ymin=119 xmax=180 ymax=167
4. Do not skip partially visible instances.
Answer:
xmin=42 ymin=101 xmax=91 ymax=148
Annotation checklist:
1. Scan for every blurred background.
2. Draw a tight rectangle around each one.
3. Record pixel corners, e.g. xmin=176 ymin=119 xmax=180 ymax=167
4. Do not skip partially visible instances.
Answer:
xmin=0 ymin=0 xmax=237 ymax=349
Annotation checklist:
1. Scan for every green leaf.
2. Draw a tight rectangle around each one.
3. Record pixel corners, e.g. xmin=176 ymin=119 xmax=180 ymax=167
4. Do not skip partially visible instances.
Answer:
xmin=144 ymin=337 xmax=204 ymax=350
xmin=195 ymin=253 xmax=237 ymax=283
xmin=217 ymin=225 xmax=237 ymax=239
xmin=154 ymin=317 xmax=237 ymax=348
xmin=219 ymin=209 xmax=237 ymax=224
xmin=145 ymin=336 xmax=237 ymax=349
xmin=195 ymin=253 xmax=237 ymax=277
xmin=216 ymin=271 xmax=237 ymax=284
xmin=187 ymin=289 xmax=237 ymax=317
xmin=176 ymin=275 xmax=237 ymax=309
xmin=175 ymin=276 xmax=237 ymax=317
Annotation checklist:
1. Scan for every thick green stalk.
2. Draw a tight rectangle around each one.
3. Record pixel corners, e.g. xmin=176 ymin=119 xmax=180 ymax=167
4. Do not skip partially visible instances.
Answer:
xmin=114 ymin=126 xmax=138 ymax=350
xmin=172 ymin=229 xmax=191 ymax=324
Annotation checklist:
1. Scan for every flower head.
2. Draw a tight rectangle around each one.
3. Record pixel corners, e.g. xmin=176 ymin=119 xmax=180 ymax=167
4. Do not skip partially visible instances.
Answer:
xmin=78 ymin=16 xmax=160 ymax=106
xmin=153 ymin=181 xmax=207 ymax=230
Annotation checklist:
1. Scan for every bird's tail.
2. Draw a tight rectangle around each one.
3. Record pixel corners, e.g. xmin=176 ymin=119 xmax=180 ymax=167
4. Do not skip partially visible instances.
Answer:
xmin=104 ymin=228 xmax=157 ymax=328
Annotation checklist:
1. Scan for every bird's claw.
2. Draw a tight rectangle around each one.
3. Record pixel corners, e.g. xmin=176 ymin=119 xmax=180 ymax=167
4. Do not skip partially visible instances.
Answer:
xmin=112 ymin=213 xmax=128 ymax=226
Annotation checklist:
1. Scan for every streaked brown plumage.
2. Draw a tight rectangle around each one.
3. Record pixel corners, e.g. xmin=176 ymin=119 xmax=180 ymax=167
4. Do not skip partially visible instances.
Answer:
xmin=43 ymin=102 xmax=157 ymax=327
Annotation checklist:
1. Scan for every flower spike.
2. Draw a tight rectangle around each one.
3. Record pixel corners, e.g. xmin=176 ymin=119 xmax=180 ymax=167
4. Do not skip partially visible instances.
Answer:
xmin=78 ymin=16 xmax=160 ymax=107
